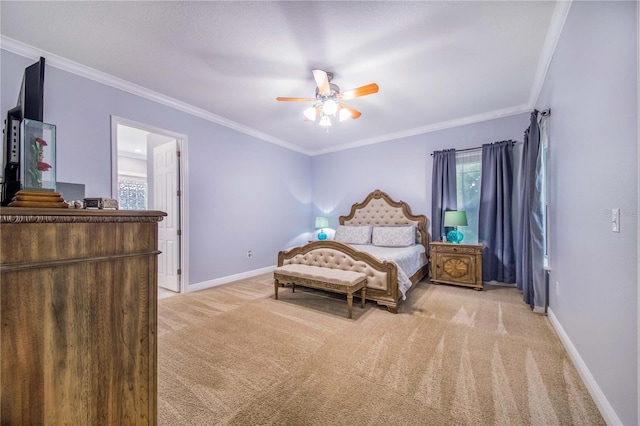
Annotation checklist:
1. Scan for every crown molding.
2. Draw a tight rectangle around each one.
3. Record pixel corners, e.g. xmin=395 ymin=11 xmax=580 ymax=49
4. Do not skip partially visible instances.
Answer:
xmin=310 ymin=104 xmax=531 ymax=156
xmin=315 ymin=1 xmax=573 ymax=157
xmin=2 ymin=1 xmax=568 ymax=160
xmin=118 ymin=151 xmax=147 ymax=161
xmin=0 ymin=36 xmax=312 ymax=156
xmin=529 ymin=0 xmax=573 ymax=108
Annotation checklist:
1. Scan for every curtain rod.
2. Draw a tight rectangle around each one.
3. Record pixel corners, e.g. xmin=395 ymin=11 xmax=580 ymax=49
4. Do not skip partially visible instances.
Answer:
xmin=430 ymin=109 xmax=550 ymax=157
xmin=430 ymin=140 xmax=516 ymax=156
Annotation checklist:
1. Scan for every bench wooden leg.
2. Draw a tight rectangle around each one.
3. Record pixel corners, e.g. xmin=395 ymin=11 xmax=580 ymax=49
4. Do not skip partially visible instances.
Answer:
xmin=361 ymin=286 xmax=366 ymax=308
xmin=347 ymin=293 xmax=353 ymax=319
xmin=274 ymin=279 xmax=279 ymax=300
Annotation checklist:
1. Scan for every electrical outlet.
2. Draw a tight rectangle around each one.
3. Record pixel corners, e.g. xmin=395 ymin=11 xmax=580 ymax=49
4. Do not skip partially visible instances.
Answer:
xmin=247 ymin=250 xmax=252 ymax=258
xmin=555 ymin=281 xmax=560 ymax=296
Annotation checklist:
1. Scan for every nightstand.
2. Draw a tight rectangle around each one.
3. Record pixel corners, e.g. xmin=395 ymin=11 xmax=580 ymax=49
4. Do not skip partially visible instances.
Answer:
xmin=430 ymin=242 xmax=483 ymax=290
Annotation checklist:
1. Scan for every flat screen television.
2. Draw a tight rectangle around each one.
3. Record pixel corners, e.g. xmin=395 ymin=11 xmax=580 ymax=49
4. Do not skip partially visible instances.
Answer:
xmin=1 ymin=57 xmax=46 ymax=205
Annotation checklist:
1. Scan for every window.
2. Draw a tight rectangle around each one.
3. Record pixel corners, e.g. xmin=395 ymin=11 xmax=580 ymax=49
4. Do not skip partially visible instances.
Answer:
xmin=455 ymin=149 xmax=482 ymax=243
xmin=118 ymin=178 xmax=147 ymax=210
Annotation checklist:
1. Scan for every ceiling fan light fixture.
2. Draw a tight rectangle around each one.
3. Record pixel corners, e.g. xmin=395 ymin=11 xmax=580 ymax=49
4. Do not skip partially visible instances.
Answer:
xmin=319 ymin=115 xmax=332 ymax=127
xmin=339 ymin=108 xmax=351 ymax=122
xmin=322 ymin=99 xmax=338 ymax=115
xmin=303 ymin=106 xmax=317 ymax=121
xmin=276 ymin=69 xmax=377 ymax=129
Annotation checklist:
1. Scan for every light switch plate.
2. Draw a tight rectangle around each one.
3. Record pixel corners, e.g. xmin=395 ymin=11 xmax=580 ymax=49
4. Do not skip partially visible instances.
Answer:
xmin=612 ymin=208 xmax=620 ymax=232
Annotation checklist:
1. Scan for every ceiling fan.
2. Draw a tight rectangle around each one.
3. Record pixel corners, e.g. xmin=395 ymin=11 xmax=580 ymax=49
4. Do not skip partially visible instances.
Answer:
xmin=276 ymin=70 xmax=379 ymax=128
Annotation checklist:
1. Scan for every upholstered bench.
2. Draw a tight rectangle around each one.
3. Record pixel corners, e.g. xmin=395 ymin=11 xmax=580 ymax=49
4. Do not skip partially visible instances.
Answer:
xmin=274 ymin=264 xmax=367 ymax=319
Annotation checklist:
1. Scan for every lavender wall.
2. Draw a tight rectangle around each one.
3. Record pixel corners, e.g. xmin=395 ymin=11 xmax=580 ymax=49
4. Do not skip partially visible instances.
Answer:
xmin=536 ymin=2 xmax=638 ymax=424
xmin=3 ymin=9 xmax=637 ymax=419
xmin=311 ymin=113 xmax=529 ymax=237
xmin=1 ymin=49 xmax=312 ymax=286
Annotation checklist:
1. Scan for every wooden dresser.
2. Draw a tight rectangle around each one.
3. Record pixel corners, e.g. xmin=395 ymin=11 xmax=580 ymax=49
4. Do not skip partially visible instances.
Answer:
xmin=430 ymin=242 xmax=483 ymax=290
xmin=0 ymin=207 xmax=165 ymax=425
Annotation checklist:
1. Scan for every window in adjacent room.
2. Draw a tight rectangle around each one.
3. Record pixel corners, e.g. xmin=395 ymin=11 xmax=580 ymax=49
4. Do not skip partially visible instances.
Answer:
xmin=118 ymin=176 xmax=147 ymax=210
xmin=455 ymin=149 xmax=482 ymax=243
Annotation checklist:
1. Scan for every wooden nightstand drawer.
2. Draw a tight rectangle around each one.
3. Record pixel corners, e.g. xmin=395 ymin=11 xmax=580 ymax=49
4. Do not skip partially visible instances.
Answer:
xmin=432 ymin=244 xmax=481 ymax=255
xmin=430 ymin=242 xmax=483 ymax=290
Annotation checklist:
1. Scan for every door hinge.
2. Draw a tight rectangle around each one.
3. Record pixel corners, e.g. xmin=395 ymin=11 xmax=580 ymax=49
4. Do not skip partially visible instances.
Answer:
xmin=177 ymin=190 xmax=181 ymax=196
xmin=177 ymin=269 xmax=182 ymax=275
xmin=176 ymin=150 xmax=181 ymax=157
xmin=177 ymin=229 xmax=181 ymax=236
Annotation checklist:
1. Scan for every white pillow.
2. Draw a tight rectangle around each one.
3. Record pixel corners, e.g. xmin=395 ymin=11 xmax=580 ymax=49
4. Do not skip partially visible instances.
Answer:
xmin=334 ymin=225 xmax=372 ymax=245
xmin=372 ymin=226 xmax=416 ymax=247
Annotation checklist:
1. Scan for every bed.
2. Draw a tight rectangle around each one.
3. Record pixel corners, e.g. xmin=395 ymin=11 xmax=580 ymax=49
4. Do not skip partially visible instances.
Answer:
xmin=276 ymin=189 xmax=430 ymax=313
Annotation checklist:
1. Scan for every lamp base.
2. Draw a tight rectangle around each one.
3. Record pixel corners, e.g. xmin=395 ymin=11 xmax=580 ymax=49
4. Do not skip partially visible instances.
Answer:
xmin=446 ymin=228 xmax=464 ymax=244
xmin=317 ymin=229 xmax=327 ymax=240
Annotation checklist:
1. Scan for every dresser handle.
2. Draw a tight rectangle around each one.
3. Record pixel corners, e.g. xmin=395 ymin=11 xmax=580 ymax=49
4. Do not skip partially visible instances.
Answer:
xmin=453 ymin=248 xmax=458 ymax=252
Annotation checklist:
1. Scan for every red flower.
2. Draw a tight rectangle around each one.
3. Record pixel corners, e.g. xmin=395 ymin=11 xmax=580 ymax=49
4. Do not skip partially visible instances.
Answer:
xmin=35 ymin=137 xmax=48 ymax=146
xmin=37 ymin=161 xmax=52 ymax=171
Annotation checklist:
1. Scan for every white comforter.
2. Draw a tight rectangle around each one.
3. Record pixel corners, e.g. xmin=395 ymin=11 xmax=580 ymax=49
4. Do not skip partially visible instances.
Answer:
xmin=349 ymin=244 xmax=427 ymax=299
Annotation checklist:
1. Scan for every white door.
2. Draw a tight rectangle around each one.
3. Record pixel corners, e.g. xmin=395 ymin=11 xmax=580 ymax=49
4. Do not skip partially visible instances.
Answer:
xmin=153 ymin=140 xmax=180 ymax=292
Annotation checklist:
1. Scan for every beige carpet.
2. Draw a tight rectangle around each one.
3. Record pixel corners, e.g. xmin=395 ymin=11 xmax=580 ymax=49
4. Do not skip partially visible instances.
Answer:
xmin=158 ymin=273 xmax=604 ymax=425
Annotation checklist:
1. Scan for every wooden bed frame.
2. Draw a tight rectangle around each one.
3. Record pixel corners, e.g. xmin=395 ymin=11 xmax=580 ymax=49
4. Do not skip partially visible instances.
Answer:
xmin=277 ymin=190 xmax=430 ymax=313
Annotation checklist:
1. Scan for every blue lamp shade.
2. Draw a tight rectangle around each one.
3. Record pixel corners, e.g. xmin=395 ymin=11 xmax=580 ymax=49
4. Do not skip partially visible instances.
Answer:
xmin=315 ymin=217 xmax=329 ymax=240
xmin=444 ymin=211 xmax=468 ymax=244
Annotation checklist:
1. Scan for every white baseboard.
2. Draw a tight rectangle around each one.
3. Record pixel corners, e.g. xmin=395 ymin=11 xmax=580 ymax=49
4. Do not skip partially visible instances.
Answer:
xmin=547 ymin=308 xmax=622 ymax=425
xmin=187 ymin=265 xmax=276 ymax=293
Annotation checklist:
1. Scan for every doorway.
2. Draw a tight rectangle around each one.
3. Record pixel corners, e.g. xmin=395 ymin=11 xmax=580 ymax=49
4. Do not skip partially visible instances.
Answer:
xmin=111 ymin=116 xmax=189 ymax=294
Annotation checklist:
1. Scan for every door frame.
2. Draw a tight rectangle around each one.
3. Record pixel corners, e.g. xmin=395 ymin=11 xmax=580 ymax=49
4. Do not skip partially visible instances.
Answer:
xmin=110 ymin=115 xmax=189 ymax=294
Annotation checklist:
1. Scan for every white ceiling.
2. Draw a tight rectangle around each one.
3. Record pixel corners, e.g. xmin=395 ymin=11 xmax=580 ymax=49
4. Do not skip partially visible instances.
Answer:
xmin=117 ymin=124 xmax=149 ymax=157
xmin=0 ymin=1 xmax=561 ymax=156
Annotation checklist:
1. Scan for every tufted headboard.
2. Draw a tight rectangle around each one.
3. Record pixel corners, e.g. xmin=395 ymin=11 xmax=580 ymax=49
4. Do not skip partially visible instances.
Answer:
xmin=339 ymin=189 xmax=430 ymax=253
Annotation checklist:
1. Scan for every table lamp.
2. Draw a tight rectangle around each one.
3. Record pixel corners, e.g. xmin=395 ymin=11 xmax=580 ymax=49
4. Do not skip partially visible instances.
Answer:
xmin=315 ymin=217 xmax=329 ymax=240
xmin=444 ymin=211 xmax=468 ymax=243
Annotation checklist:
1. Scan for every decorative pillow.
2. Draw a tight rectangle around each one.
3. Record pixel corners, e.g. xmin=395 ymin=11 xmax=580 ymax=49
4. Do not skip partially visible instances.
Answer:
xmin=334 ymin=225 xmax=372 ymax=245
xmin=371 ymin=226 xmax=416 ymax=247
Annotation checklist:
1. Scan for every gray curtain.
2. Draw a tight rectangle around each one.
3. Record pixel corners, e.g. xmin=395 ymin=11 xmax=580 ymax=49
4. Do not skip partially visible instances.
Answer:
xmin=478 ymin=141 xmax=515 ymax=283
xmin=516 ymin=111 xmax=546 ymax=310
xmin=431 ymin=149 xmax=457 ymax=241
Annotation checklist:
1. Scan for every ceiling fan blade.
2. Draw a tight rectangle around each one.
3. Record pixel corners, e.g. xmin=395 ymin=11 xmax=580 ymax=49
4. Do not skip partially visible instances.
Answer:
xmin=312 ymin=69 xmax=331 ymax=95
xmin=339 ymin=103 xmax=362 ymax=119
xmin=340 ymin=83 xmax=379 ymax=100
xmin=276 ymin=97 xmax=315 ymax=102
